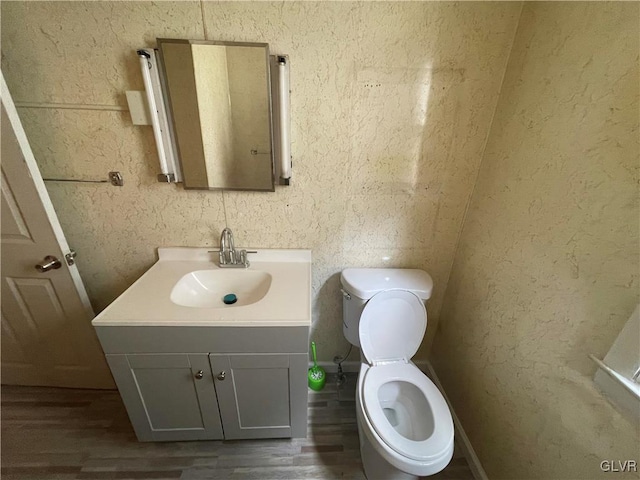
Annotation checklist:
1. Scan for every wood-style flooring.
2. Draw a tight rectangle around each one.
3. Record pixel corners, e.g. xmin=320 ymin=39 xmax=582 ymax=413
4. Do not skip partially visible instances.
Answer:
xmin=1 ymin=373 xmax=475 ymax=479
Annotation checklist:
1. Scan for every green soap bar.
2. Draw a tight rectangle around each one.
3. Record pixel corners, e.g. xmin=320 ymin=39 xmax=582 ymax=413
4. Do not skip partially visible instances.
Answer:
xmin=223 ymin=294 xmax=237 ymax=305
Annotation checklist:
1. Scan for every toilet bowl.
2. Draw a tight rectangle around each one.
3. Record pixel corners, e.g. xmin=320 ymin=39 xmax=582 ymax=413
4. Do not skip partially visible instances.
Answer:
xmin=357 ymin=363 xmax=454 ymax=478
xmin=340 ymin=270 xmax=454 ymax=479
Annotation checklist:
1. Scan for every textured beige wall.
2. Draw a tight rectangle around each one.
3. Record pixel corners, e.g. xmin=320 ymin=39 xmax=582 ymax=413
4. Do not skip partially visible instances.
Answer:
xmin=1 ymin=1 xmax=522 ymax=361
xmin=432 ymin=2 xmax=640 ymax=479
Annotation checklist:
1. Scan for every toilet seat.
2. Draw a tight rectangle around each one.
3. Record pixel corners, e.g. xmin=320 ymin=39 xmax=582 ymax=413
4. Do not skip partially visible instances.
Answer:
xmin=358 ymin=290 xmax=454 ymax=462
xmin=361 ymin=362 xmax=454 ymax=461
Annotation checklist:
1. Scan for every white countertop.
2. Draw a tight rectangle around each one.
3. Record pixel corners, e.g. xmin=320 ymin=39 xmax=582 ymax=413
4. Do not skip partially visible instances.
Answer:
xmin=91 ymin=247 xmax=312 ymax=327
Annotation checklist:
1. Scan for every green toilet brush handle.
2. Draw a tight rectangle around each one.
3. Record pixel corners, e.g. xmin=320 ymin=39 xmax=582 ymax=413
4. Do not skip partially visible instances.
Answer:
xmin=311 ymin=341 xmax=318 ymax=367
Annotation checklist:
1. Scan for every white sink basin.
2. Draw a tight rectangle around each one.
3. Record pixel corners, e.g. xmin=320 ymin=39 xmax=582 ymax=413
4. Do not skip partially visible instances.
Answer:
xmin=91 ymin=248 xmax=311 ymax=327
xmin=170 ymin=269 xmax=272 ymax=308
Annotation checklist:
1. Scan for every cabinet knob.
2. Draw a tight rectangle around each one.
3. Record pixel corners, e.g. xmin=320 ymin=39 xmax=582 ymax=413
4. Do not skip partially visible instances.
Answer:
xmin=194 ymin=370 xmax=204 ymax=380
xmin=217 ymin=371 xmax=226 ymax=381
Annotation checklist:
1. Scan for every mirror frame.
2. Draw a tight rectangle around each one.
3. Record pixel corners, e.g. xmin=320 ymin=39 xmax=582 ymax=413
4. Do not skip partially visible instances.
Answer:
xmin=157 ymin=38 xmax=276 ymax=192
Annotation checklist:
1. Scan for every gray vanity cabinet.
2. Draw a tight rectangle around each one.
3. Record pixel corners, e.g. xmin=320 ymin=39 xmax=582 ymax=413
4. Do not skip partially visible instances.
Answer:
xmin=210 ymin=353 xmax=307 ymax=440
xmin=96 ymin=326 xmax=309 ymax=443
xmin=106 ymin=353 xmax=224 ymax=441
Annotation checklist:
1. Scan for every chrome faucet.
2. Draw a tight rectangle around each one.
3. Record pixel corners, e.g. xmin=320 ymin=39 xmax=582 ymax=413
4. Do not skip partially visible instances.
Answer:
xmin=212 ymin=228 xmax=254 ymax=268
xmin=220 ymin=227 xmax=235 ymax=265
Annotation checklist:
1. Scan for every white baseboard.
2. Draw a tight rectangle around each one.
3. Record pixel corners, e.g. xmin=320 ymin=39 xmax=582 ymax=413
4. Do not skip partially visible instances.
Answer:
xmin=422 ymin=360 xmax=488 ymax=480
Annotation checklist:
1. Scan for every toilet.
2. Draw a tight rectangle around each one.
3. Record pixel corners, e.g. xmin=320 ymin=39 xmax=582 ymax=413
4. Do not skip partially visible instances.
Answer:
xmin=340 ymin=268 xmax=454 ymax=479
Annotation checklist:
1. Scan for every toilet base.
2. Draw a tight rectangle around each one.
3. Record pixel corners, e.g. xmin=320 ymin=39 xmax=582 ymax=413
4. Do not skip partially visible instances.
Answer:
xmin=357 ymin=417 xmax=419 ymax=480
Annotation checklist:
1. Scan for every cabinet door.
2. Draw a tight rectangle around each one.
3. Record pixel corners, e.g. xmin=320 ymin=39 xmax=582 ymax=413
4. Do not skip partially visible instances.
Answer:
xmin=210 ymin=354 xmax=296 ymax=439
xmin=106 ymin=354 xmax=223 ymax=441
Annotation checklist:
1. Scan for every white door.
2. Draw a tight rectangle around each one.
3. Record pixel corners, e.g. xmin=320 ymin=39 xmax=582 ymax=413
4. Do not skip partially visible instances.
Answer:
xmin=0 ymin=73 xmax=113 ymax=389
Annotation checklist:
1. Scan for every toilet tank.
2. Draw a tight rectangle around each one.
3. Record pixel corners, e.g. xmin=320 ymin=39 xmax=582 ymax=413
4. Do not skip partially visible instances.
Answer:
xmin=340 ymin=268 xmax=434 ymax=347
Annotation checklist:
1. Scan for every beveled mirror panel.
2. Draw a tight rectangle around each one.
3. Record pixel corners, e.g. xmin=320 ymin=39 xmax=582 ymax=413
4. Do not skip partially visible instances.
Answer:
xmin=158 ymin=39 xmax=274 ymax=191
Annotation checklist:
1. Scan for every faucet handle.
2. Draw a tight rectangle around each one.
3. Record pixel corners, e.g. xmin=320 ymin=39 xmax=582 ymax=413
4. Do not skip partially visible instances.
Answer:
xmin=236 ymin=249 xmax=252 ymax=268
xmin=209 ymin=249 xmax=227 ymax=265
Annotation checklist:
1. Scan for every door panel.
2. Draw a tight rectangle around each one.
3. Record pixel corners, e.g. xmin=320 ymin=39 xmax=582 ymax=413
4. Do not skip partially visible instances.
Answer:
xmin=107 ymin=353 xmax=224 ymax=442
xmin=1 ymin=170 xmax=33 ymax=243
xmin=210 ymin=353 xmax=292 ymax=439
xmin=7 ymin=277 xmax=84 ymax=367
xmin=0 ymin=311 xmax=41 ymax=383
xmin=1 ymin=76 xmax=113 ymax=388
xmin=1 ymin=313 xmax=27 ymax=362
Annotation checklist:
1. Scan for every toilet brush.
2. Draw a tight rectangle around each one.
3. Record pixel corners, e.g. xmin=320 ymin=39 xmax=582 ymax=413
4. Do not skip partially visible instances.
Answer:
xmin=308 ymin=342 xmax=326 ymax=391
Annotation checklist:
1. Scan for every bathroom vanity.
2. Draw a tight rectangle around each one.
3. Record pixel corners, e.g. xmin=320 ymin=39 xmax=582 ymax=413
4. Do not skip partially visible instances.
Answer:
xmin=92 ymin=248 xmax=311 ymax=442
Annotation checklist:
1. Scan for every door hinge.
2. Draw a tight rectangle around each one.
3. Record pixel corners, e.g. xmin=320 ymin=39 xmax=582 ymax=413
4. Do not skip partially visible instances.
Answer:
xmin=65 ymin=249 xmax=77 ymax=266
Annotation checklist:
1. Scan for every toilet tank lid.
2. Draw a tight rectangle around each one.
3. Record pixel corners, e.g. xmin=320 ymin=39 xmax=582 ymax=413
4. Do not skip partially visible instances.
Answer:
xmin=340 ymin=268 xmax=433 ymax=300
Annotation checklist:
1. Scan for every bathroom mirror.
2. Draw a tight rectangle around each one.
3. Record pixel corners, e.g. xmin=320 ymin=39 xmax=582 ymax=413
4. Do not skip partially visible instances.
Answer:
xmin=158 ymin=39 xmax=275 ymax=191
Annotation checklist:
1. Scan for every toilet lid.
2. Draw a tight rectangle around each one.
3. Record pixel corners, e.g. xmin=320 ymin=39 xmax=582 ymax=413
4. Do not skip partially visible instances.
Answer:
xmin=359 ymin=290 xmax=426 ymax=364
